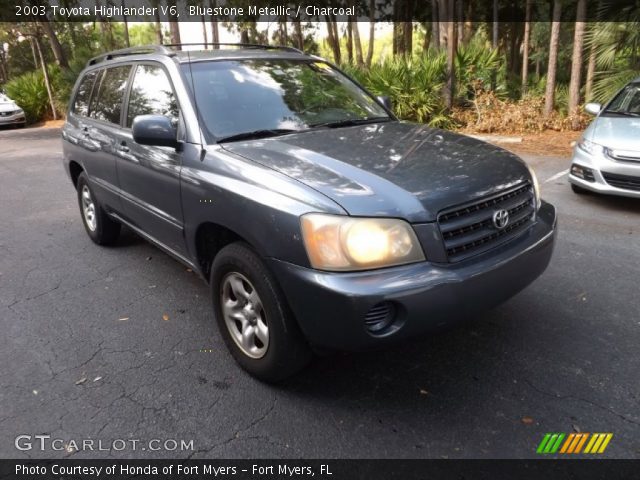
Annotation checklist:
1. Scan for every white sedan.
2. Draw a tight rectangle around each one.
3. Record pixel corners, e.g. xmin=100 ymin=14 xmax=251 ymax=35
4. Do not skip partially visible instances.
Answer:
xmin=569 ymin=78 xmax=640 ymax=198
xmin=0 ymin=93 xmax=26 ymax=127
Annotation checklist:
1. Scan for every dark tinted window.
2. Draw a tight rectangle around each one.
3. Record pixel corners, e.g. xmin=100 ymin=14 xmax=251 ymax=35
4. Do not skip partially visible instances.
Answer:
xmin=605 ymin=83 xmax=640 ymax=114
xmin=72 ymin=71 xmax=98 ymax=116
xmin=127 ymin=65 xmax=179 ymax=127
xmin=91 ymin=66 xmax=131 ymax=124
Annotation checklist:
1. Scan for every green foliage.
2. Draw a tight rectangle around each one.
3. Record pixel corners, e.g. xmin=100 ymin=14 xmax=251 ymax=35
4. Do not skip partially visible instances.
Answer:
xmin=344 ymin=52 xmax=448 ymax=126
xmin=4 ymin=67 xmax=65 ymax=123
xmin=342 ymin=35 xmax=505 ymax=128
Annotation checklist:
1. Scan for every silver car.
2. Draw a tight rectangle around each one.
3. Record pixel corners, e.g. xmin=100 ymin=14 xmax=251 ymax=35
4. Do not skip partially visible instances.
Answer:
xmin=569 ymin=78 xmax=640 ymax=198
xmin=0 ymin=93 xmax=26 ymax=127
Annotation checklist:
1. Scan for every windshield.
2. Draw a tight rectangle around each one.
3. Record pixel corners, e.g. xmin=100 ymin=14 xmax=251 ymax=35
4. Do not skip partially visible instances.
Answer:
xmin=604 ymin=83 xmax=640 ymax=115
xmin=183 ymin=59 xmax=390 ymax=142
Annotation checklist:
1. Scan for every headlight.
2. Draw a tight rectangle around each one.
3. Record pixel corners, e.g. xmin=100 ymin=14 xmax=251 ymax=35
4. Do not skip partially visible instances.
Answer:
xmin=527 ymin=165 xmax=541 ymax=210
xmin=577 ymin=138 xmax=603 ymax=156
xmin=300 ymin=214 xmax=425 ymax=271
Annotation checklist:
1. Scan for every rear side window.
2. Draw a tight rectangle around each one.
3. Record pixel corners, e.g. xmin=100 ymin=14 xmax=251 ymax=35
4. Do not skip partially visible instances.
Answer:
xmin=90 ymin=65 xmax=132 ymax=124
xmin=72 ymin=71 xmax=98 ymax=116
xmin=126 ymin=65 xmax=179 ymax=127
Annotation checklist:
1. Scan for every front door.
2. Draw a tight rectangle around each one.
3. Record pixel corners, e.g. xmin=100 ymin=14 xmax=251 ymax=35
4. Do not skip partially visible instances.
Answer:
xmin=116 ymin=63 xmax=186 ymax=256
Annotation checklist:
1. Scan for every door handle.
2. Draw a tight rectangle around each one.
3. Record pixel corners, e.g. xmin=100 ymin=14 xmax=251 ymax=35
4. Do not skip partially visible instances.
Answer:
xmin=118 ymin=143 xmax=130 ymax=153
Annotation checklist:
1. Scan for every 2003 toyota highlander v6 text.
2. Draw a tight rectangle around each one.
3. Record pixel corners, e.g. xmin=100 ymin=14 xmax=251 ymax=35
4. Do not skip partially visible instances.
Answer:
xmin=62 ymin=44 xmax=557 ymax=381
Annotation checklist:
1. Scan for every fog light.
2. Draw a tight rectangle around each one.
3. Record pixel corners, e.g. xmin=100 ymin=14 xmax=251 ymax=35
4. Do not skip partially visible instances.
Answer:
xmin=364 ymin=302 xmax=396 ymax=334
xmin=571 ymin=164 xmax=595 ymax=182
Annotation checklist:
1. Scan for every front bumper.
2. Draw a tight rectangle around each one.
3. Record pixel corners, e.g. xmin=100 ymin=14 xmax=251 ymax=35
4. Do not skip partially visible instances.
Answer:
xmin=569 ymin=145 xmax=640 ymax=199
xmin=0 ymin=111 xmax=26 ymax=125
xmin=268 ymin=201 xmax=557 ymax=351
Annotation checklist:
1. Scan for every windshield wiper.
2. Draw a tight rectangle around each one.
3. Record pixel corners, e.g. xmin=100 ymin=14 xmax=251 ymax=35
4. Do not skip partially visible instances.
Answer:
xmin=309 ymin=117 xmax=392 ymax=129
xmin=217 ymin=128 xmax=300 ymax=143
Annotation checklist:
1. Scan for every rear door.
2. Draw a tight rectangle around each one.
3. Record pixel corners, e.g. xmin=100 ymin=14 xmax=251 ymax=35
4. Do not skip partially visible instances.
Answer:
xmin=115 ymin=63 xmax=186 ymax=256
xmin=82 ymin=65 xmax=133 ymax=211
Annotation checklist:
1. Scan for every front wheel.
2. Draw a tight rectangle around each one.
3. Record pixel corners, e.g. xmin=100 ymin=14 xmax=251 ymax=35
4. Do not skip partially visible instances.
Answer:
xmin=76 ymin=172 xmax=120 ymax=245
xmin=211 ymin=242 xmax=311 ymax=382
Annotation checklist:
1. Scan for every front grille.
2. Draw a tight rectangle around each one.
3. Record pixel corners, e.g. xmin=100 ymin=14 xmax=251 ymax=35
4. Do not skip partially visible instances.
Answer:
xmin=437 ymin=182 xmax=536 ymax=263
xmin=602 ymin=172 xmax=640 ymax=191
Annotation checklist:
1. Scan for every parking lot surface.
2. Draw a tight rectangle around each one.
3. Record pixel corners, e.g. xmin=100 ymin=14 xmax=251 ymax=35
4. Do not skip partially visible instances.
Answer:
xmin=0 ymin=127 xmax=638 ymax=458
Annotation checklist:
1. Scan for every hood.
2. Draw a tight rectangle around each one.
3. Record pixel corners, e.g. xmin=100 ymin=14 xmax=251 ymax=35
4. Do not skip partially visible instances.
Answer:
xmin=0 ymin=101 xmax=19 ymax=113
xmin=222 ymin=122 xmax=530 ymax=223
xmin=590 ymin=115 xmax=640 ymax=152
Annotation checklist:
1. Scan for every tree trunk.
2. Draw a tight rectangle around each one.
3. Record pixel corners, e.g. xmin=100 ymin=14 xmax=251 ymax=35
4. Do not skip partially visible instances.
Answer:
xmin=347 ymin=19 xmax=354 ymax=63
xmin=154 ymin=8 xmax=163 ymax=44
xmin=521 ymin=0 xmax=531 ymax=94
xmin=366 ymin=0 xmax=375 ymax=66
xmin=40 ymin=19 xmax=69 ymax=69
xmin=352 ymin=19 xmax=364 ymax=66
xmin=293 ymin=19 xmax=304 ymax=50
xmin=29 ymin=37 xmax=39 ymax=69
xmin=201 ymin=16 xmax=208 ymax=45
xmin=492 ymin=0 xmax=498 ymax=49
xmin=431 ymin=0 xmax=440 ymax=50
xmin=438 ymin=0 xmax=448 ymax=48
xmin=445 ymin=6 xmax=457 ymax=110
xmin=0 ymin=49 xmax=8 ymax=83
xmin=457 ymin=0 xmax=464 ymax=48
xmin=210 ymin=0 xmax=219 ymax=47
xmin=403 ymin=22 xmax=413 ymax=56
xmin=35 ymin=36 xmax=57 ymax=120
xmin=325 ymin=15 xmax=341 ymax=64
xmin=423 ymin=22 xmax=431 ymax=52
xmin=169 ymin=21 xmax=181 ymax=48
xmin=122 ymin=0 xmax=130 ymax=48
xmin=585 ymin=41 xmax=596 ymax=102
xmin=568 ymin=0 xmax=586 ymax=126
xmin=544 ymin=0 xmax=562 ymax=117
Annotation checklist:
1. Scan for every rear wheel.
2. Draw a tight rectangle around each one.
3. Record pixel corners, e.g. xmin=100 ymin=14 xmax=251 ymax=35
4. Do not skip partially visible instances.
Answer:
xmin=571 ymin=183 xmax=589 ymax=195
xmin=211 ymin=242 xmax=311 ymax=382
xmin=76 ymin=172 xmax=120 ymax=245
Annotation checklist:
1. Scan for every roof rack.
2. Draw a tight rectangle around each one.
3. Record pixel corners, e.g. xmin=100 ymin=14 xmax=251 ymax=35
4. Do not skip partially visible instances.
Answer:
xmin=87 ymin=43 xmax=303 ymax=66
xmin=87 ymin=45 xmax=173 ymax=66
xmin=162 ymin=42 xmax=303 ymax=53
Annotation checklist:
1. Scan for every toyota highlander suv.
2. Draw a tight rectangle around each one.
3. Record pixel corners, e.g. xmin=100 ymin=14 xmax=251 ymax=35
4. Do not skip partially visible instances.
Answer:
xmin=62 ymin=44 xmax=557 ymax=381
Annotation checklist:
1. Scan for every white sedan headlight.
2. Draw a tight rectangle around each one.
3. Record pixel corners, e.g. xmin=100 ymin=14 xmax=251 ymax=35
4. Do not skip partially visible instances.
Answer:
xmin=301 ymin=214 xmax=425 ymax=271
xmin=577 ymin=138 xmax=603 ymax=156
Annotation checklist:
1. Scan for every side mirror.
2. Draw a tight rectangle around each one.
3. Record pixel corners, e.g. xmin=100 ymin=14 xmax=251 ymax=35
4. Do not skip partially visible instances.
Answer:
xmin=132 ymin=114 xmax=178 ymax=148
xmin=377 ymin=95 xmax=392 ymax=111
xmin=585 ymin=103 xmax=601 ymax=115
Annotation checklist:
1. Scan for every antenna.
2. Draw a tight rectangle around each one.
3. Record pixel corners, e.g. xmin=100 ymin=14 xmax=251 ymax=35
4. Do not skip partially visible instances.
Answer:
xmin=185 ymin=48 xmax=207 ymax=160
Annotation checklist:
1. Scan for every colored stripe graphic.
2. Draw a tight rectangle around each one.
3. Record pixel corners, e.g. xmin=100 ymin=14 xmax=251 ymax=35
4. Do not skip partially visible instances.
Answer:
xmin=560 ymin=433 xmax=575 ymax=453
xmin=538 ymin=433 xmax=613 ymax=454
xmin=597 ymin=434 xmax=613 ymax=453
xmin=537 ymin=433 xmax=565 ymax=454
xmin=537 ymin=434 xmax=552 ymax=454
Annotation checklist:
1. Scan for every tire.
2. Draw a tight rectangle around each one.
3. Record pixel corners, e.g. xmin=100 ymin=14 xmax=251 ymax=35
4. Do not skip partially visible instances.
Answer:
xmin=211 ymin=242 xmax=312 ymax=382
xmin=76 ymin=172 xmax=120 ymax=245
xmin=571 ymin=183 xmax=589 ymax=195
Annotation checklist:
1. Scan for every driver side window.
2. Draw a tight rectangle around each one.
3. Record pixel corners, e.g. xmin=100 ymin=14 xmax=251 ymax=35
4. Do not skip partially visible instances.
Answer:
xmin=127 ymin=65 xmax=179 ymax=128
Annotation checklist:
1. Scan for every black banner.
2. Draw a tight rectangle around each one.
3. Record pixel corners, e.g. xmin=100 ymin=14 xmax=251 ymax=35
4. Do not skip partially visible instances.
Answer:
xmin=2 ymin=459 xmax=640 ymax=480
xmin=1 ymin=0 xmax=639 ymax=23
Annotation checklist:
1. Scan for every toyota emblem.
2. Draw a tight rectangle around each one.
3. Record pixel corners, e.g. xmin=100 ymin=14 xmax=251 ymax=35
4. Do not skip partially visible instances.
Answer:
xmin=492 ymin=209 xmax=510 ymax=229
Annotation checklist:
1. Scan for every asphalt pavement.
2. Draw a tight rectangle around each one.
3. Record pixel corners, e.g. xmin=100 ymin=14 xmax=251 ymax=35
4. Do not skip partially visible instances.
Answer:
xmin=0 ymin=126 xmax=638 ymax=459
